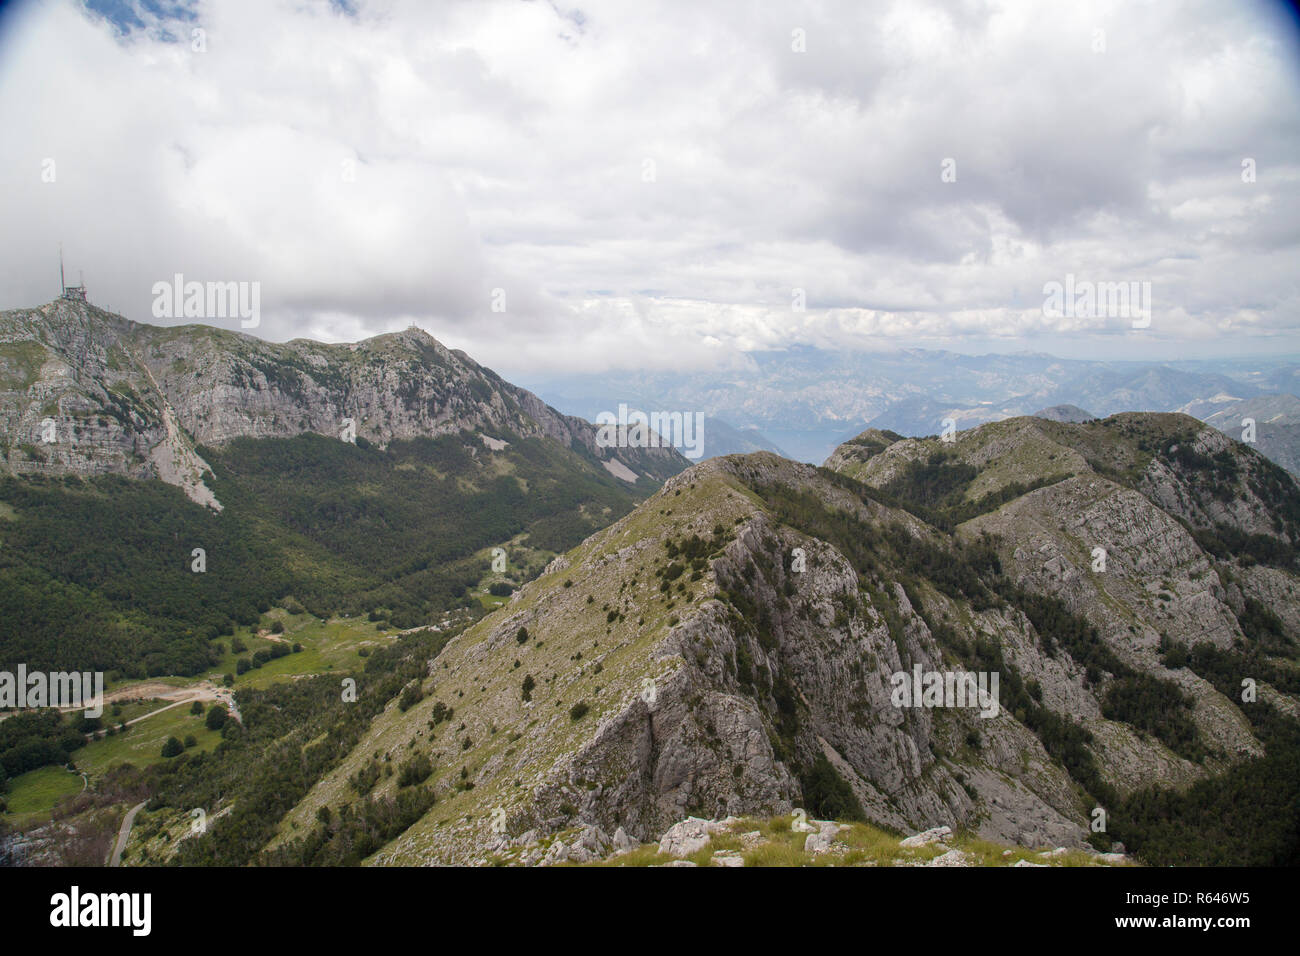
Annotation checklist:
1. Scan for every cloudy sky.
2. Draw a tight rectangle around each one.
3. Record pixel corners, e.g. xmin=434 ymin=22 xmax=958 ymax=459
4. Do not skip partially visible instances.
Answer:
xmin=1 ymin=0 xmax=1298 ymax=377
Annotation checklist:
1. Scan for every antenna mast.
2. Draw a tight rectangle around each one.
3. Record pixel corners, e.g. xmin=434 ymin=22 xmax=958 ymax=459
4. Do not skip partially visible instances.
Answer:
xmin=57 ymin=244 xmax=88 ymax=302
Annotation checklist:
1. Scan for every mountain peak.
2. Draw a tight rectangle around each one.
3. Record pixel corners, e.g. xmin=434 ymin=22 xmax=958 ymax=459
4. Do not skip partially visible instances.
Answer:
xmin=0 ymin=301 xmax=687 ymax=503
xmin=1032 ymin=404 xmax=1096 ymax=423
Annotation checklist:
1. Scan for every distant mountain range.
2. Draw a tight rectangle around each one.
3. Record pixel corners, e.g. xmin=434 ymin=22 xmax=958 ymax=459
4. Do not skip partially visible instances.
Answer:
xmin=1032 ymin=404 xmax=1097 ymax=423
xmin=1202 ymin=394 xmax=1300 ymax=478
xmin=521 ymin=346 xmax=1300 ymax=475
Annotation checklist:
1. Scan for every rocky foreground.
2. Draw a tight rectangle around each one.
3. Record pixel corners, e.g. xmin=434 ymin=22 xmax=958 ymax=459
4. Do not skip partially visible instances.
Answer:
xmin=483 ymin=815 xmax=1134 ymax=868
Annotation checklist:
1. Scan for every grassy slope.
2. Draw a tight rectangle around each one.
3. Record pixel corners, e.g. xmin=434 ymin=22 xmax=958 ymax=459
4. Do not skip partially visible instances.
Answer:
xmin=268 ymin=470 xmax=757 ymax=862
xmin=3 ymin=766 xmax=84 ymax=824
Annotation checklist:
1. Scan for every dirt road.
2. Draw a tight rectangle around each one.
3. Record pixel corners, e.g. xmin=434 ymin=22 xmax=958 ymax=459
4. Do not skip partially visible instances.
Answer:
xmin=104 ymin=680 xmax=240 ymax=723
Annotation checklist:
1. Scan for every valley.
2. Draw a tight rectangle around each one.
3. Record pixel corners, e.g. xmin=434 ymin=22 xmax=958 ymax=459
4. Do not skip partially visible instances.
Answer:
xmin=1 ymin=0 xmax=1296 ymax=930
xmin=1 ymin=304 xmax=1297 ymax=869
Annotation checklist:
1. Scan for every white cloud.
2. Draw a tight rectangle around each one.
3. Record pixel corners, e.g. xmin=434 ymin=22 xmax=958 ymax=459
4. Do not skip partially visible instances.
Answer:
xmin=0 ymin=0 xmax=1297 ymax=375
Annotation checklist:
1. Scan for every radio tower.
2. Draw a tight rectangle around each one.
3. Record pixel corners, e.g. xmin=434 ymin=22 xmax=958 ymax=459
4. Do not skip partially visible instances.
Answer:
xmin=58 ymin=244 xmax=87 ymax=302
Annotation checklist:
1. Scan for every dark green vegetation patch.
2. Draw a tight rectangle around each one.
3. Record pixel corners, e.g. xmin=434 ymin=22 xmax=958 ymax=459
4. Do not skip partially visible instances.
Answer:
xmin=0 ymin=430 xmax=659 ymax=677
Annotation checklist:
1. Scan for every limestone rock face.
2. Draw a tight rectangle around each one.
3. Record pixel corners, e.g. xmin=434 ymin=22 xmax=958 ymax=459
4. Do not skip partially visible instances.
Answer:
xmin=805 ymin=821 xmax=848 ymax=854
xmin=0 ymin=300 xmax=684 ymax=505
xmin=900 ymin=826 xmax=952 ymax=848
xmin=657 ymin=818 xmax=718 ymax=857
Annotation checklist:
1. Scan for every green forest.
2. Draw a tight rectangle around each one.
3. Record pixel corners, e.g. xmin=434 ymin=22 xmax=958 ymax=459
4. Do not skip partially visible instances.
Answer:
xmin=0 ymin=430 xmax=652 ymax=678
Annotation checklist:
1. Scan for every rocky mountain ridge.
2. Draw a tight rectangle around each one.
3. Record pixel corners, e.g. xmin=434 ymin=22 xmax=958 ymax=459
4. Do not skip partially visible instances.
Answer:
xmin=258 ymin=411 xmax=1298 ymax=865
xmin=0 ymin=299 xmax=684 ymax=506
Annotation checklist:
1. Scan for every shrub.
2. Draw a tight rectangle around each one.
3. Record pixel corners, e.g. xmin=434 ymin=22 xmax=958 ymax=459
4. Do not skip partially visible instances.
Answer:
xmin=800 ymin=754 xmax=865 ymax=822
xmin=349 ymin=760 xmax=382 ymax=796
xmin=205 ymin=705 xmax=228 ymax=732
xmin=1160 ymin=636 xmax=1189 ymax=669
xmin=160 ymin=737 xmax=184 ymax=758
xmin=74 ymin=715 xmax=101 ymax=735
xmin=397 ymin=753 xmax=433 ymax=788
xmin=398 ymin=681 xmax=424 ymax=712
xmin=569 ymin=701 xmax=590 ymax=721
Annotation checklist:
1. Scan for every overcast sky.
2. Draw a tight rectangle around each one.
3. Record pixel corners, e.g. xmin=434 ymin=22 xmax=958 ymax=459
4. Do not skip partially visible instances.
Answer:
xmin=1 ymin=0 xmax=1298 ymax=377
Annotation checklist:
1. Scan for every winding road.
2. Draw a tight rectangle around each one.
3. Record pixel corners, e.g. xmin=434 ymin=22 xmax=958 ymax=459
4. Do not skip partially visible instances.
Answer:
xmin=109 ymin=800 xmax=148 ymax=867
